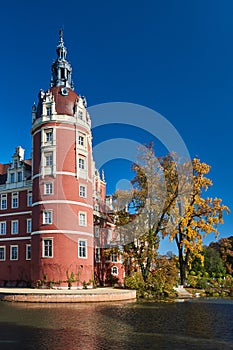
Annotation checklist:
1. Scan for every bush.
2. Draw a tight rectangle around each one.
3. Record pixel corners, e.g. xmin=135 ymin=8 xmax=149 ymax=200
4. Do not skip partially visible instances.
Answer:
xmin=125 ymin=257 xmax=178 ymax=299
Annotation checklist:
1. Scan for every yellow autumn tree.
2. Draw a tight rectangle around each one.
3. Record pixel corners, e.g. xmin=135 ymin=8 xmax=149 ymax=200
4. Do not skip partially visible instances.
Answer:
xmin=166 ymin=158 xmax=230 ymax=285
xmin=113 ymin=146 xmax=229 ymax=286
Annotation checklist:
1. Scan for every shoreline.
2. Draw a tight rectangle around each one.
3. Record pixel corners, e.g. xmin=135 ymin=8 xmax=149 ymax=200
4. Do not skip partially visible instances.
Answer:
xmin=0 ymin=287 xmax=136 ymax=303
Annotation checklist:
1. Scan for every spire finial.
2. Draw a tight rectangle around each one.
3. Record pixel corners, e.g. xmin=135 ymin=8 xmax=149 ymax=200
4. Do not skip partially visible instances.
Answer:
xmin=50 ymin=29 xmax=74 ymax=89
xmin=59 ymin=28 xmax=64 ymax=44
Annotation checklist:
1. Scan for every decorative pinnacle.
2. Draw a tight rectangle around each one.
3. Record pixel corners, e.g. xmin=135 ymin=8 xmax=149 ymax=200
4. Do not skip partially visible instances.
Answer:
xmin=59 ymin=28 xmax=64 ymax=45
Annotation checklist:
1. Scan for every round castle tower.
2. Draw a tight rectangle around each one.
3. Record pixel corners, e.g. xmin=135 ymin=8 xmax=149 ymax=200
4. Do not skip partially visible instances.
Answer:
xmin=31 ymin=30 xmax=94 ymax=287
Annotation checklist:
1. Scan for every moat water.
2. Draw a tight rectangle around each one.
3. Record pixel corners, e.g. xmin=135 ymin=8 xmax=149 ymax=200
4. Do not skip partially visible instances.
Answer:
xmin=0 ymin=298 xmax=233 ymax=350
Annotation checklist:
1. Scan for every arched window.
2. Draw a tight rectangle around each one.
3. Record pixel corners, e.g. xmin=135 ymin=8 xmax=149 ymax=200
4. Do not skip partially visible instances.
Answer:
xmin=111 ymin=266 xmax=118 ymax=275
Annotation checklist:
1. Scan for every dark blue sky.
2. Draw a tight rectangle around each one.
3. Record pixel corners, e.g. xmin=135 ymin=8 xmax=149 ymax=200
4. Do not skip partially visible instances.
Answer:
xmin=0 ymin=0 xmax=232 ymax=252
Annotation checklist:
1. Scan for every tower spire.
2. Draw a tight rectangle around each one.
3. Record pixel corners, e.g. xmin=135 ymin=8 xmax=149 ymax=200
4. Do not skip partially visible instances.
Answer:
xmin=51 ymin=29 xmax=74 ymax=89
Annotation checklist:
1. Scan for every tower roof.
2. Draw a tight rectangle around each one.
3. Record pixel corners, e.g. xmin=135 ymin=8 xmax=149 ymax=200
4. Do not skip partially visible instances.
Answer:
xmin=50 ymin=29 xmax=74 ymax=89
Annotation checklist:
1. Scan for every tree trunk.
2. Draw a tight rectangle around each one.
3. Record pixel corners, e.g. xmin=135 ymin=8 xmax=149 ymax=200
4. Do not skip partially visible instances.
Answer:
xmin=179 ymin=260 xmax=187 ymax=286
xmin=178 ymin=249 xmax=187 ymax=286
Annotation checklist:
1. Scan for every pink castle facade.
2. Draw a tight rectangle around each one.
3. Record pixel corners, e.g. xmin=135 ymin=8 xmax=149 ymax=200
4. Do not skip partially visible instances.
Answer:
xmin=0 ymin=31 xmax=124 ymax=288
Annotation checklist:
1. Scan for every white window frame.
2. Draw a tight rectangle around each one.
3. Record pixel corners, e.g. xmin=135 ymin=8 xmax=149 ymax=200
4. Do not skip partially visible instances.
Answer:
xmin=111 ymin=266 xmax=118 ymax=275
xmin=78 ymin=157 xmax=85 ymax=170
xmin=10 ymin=173 xmax=15 ymax=183
xmin=0 ymin=194 xmax=7 ymax=210
xmin=78 ymin=110 xmax=83 ymax=120
xmin=27 ymin=190 xmax=32 ymax=207
xmin=78 ymin=239 xmax=87 ymax=258
xmin=26 ymin=244 xmax=31 ymax=260
xmin=10 ymin=245 xmax=18 ymax=261
xmin=46 ymin=106 xmax=52 ymax=116
xmin=0 ymin=221 xmax=6 ymax=235
xmin=11 ymin=220 xmax=19 ymax=235
xmin=79 ymin=185 xmax=86 ymax=198
xmin=44 ymin=182 xmax=53 ymax=195
xmin=110 ymin=253 xmax=118 ymax=263
xmin=45 ymin=152 xmax=53 ymax=167
xmin=0 ymin=246 xmax=6 ymax=261
xmin=94 ymin=203 xmax=99 ymax=212
xmin=43 ymin=210 xmax=53 ymax=225
xmin=27 ymin=218 xmax=32 ymax=233
xmin=11 ymin=192 xmax=18 ymax=208
xmin=79 ymin=212 xmax=86 ymax=226
xmin=17 ymin=171 xmax=23 ymax=182
xmin=78 ymin=135 xmax=84 ymax=146
xmin=45 ymin=129 xmax=53 ymax=143
xmin=42 ymin=238 xmax=53 ymax=258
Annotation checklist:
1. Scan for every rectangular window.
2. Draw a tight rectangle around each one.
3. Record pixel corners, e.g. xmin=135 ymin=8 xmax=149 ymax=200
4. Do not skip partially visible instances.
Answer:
xmin=44 ymin=182 xmax=53 ymax=195
xmin=94 ymin=204 xmax=99 ymax=212
xmin=78 ymin=240 xmax=87 ymax=258
xmin=95 ymin=247 xmax=100 ymax=262
xmin=94 ymin=226 xmax=100 ymax=237
xmin=10 ymin=173 xmax=15 ymax=183
xmin=78 ymin=135 xmax=84 ymax=146
xmin=45 ymin=153 xmax=53 ymax=167
xmin=79 ymin=185 xmax=86 ymax=198
xmin=0 ymin=246 xmax=6 ymax=261
xmin=61 ymin=68 xmax=65 ymax=79
xmin=0 ymin=194 xmax=7 ymax=210
xmin=110 ymin=253 xmax=118 ymax=263
xmin=47 ymin=106 xmax=52 ymax=116
xmin=79 ymin=212 xmax=86 ymax=226
xmin=43 ymin=210 xmax=52 ymax=224
xmin=27 ymin=191 xmax=32 ymax=207
xmin=27 ymin=219 xmax=32 ymax=233
xmin=42 ymin=239 xmax=53 ymax=258
xmin=11 ymin=220 xmax=19 ymax=235
xmin=10 ymin=245 xmax=18 ymax=260
xmin=12 ymin=192 xmax=18 ymax=208
xmin=0 ymin=221 xmax=6 ymax=235
xmin=45 ymin=129 xmax=53 ymax=143
xmin=78 ymin=111 xmax=83 ymax=120
xmin=26 ymin=244 xmax=31 ymax=260
xmin=17 ymin=171 xmax=23 ymax=182
xmin=78 ymin=158 xmax=85 ymax=170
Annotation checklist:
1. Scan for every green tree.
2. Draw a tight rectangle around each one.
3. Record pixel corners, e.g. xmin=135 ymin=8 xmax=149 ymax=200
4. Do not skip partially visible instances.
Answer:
xmin=191 ymin=246 xmax=226 ymax=277
xmin=210 ymin=236 xmax=233 ymax=275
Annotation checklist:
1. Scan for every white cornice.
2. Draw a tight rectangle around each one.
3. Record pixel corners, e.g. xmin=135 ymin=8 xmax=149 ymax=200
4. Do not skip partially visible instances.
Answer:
xmin=0 ymin=236 xmax=31 ymax=242
xmin=31 ymin=230 xmax=93 ymax=237
xmin=0 ymin=211 xmax=32 ymax=218
xmin=32 ymin=200 xmax=93 ymax=209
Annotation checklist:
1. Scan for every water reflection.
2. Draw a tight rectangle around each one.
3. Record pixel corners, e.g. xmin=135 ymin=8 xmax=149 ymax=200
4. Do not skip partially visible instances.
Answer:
xmin=0 ymin=299 xmax=233 ymax=349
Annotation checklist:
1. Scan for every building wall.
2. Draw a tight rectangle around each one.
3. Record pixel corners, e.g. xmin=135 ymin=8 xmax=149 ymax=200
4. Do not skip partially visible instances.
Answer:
xmin=0 ymin=32 xmax=125 ymax=288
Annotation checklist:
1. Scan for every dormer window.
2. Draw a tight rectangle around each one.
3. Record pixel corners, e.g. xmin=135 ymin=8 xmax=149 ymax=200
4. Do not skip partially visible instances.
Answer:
xmin=10 ymin=173 xmax=15 ymax=183
xmin=17 ymin=171 xmax=23 ymax=182
xmin=47 ymin=106 xmax=52 ymax=116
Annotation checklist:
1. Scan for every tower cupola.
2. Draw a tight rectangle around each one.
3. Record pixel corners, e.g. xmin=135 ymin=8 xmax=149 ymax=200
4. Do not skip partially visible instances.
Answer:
xmin=51 ymin=29 xmax=74 ymax=89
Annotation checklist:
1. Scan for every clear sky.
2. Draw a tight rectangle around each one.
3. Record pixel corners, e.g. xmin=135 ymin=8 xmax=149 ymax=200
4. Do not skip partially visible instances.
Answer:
xmin=0 ymin=0 xmax=232 ymax=253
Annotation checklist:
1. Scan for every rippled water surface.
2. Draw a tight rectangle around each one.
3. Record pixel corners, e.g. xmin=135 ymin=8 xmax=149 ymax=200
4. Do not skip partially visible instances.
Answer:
xmin=0 ymin=298 xmax=233 ymax=349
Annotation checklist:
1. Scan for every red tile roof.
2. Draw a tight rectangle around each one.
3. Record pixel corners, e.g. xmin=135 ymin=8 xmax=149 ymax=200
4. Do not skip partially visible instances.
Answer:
xmin=0 ymin=163 xmax=9 ymax=175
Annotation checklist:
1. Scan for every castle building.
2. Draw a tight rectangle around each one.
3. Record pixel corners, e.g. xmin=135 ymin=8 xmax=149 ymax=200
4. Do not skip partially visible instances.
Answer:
xmin=0 ymin=30 xmax=124 ymax=288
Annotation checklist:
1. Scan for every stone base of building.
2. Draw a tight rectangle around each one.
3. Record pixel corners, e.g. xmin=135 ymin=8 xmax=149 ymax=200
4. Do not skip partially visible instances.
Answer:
xmin=0 ymin=287 xmax=136 ymax=303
